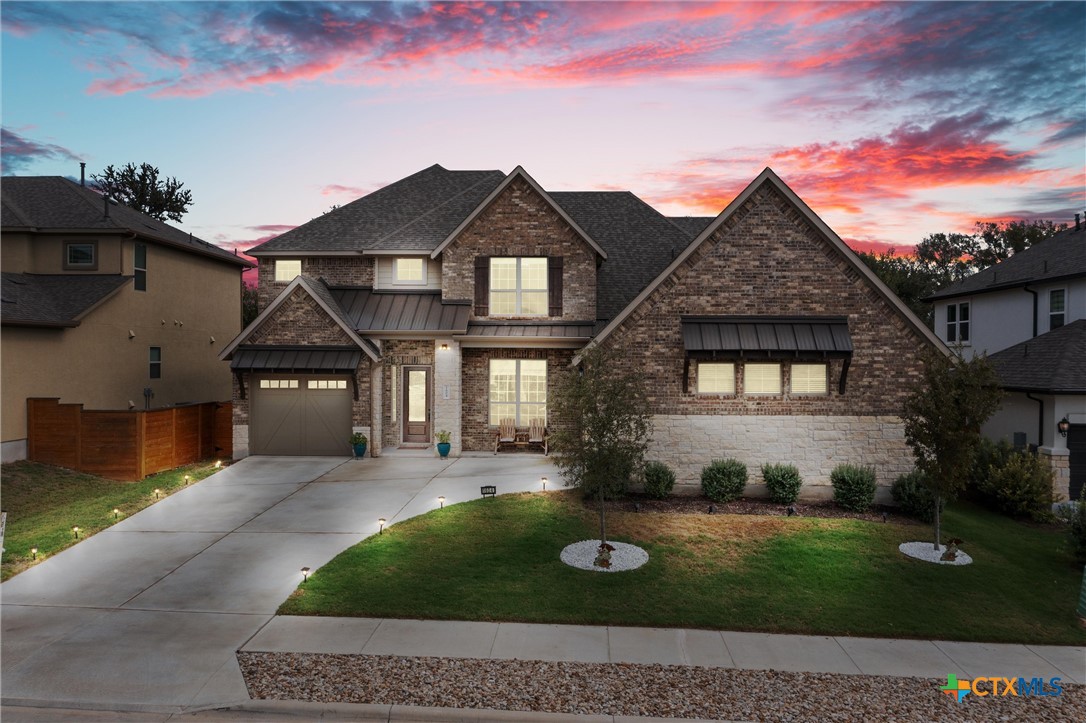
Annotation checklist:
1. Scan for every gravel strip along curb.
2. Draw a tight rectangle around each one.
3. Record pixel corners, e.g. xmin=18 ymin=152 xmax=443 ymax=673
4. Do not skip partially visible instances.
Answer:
xmin=238 ymin=652 xmax=1082 ymax=722
xmin=560 ymin=540 xmax=649 ymax=572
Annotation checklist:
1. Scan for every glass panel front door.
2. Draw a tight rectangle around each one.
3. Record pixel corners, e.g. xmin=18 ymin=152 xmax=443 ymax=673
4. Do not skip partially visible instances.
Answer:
xmin=403 ymin=367 xmax=430 ymax=443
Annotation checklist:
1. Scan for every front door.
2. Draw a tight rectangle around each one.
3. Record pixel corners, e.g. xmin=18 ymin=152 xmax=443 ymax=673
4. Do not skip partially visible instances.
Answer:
xmin=402 ymin=366 xmax=431 ymax=444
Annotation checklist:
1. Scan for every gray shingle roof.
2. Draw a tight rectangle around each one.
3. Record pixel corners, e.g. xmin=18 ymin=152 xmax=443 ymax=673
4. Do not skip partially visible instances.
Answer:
xmin=0 ymin=176 xmax=251 ymax=267
xmin=249 ymin=165 xmax=505 ymax=254
xmin=550 ymin=191 xmax=694 ymax=323
xmin=927 ymin=226 xmax=1086 ymax=301
xmin=668 ymin=216 xmax=715 ymax=238
xmin=1 ymin=272 xmax=130 ymax=327
xmin=330 ymin=287 xmax=471 ymax=333
xmin=987 ymin=319 xmax=1086 ymax=393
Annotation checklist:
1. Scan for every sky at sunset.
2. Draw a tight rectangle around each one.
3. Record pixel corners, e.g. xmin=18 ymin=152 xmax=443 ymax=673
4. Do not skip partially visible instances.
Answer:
xmin=2 ymin=1 xmax=1084 ymax=264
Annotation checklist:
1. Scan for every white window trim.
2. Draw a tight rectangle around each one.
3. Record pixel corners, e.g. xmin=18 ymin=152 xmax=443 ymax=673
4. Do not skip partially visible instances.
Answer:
xmin=489 ymin=359 xmax=547 ymax=426
xmin=946 ymin=301 xmax=971 ymax=345
xmin=696 ymin=362 xmax=736 ymax=395
xmin=392 ymin=257 xmax=427 ymax=286
xmin=490 ymin=257 xmax=548 ymax=317
xmin=1049 ymin=288 xmax=1066 ymax=331
xmin=274 ymin=259 xmax=302 ymax=283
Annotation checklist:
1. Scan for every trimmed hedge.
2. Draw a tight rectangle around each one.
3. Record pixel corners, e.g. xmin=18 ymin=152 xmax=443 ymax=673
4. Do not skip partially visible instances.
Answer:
xmin=890 ymin=470 xmax=941 ymax=523
xmin=643 ymin=461 xmax=676 ymax=499
xmin=762 ymin=463 xmax=803 ymax=505
xmin=701 ymin=459 xmax=748 ymax=503
xmin=831 ymin=464 xmax=877 ymax=512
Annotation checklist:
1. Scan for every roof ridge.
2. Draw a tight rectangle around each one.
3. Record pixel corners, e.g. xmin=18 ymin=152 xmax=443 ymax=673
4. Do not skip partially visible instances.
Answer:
xmin=62 ymin=176 xmax=121 ymax=227
xmin=372 ymin=170 xmax=503 ymax=247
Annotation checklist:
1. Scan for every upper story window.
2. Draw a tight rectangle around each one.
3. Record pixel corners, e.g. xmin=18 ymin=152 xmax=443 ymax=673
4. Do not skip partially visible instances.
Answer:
xmin=791 ymin=363 xmax=828 ymax=395
xmin=393 ymin=257 xmax=426 ymax=285
xmin=274 ymin=259 xmax=301 ymax=283
xmin=490 ymin=257 xmax=547 ymax=316
xmin=64 ymin=241 xmax=97 ymax=270
xmin=697 ymin=362 xmax=735 ymax=394
xmin=149 ymin=347 xmax=162 ymax=379
xmin=946 ymin=302 xmax=970 ymax=344
xmin=745 ymin=363 xmax=782 ymax=394
xmin=1050 ymin=289 xmax=1066 ymax=330
xmin=134 ymin=243 xmax=147 ymax=291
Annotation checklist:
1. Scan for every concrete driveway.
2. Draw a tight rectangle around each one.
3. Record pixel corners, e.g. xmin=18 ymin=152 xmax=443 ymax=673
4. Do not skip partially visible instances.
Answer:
xmin=0 ymin=454 xmax=558 ymax=714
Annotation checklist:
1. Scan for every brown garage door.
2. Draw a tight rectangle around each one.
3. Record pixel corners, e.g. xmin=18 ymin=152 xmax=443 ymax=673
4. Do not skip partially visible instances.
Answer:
xmin=251 ymin=376 xmax=352 ymax=456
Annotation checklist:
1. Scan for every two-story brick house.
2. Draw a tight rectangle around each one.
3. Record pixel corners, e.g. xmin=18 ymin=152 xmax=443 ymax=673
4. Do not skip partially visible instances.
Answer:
xmin=222 ymin=164 xmax=943 ymax=498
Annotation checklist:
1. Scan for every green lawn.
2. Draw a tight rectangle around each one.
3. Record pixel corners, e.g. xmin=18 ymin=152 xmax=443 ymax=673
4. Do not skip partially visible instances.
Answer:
xmin=280 ymin=491 xmax=1086 ymax=645
xmin=1 ymin=460 xmax=220 ymax=581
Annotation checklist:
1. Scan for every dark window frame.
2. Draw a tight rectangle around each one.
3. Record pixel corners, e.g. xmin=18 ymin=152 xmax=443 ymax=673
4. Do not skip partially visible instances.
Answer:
xmin=134 ymin=243 xmax=147 ymax=291
xmin=947 ymin=301 xmax=970 ymax=344
xmin=149 ymin=346 xmax=162 ymax=379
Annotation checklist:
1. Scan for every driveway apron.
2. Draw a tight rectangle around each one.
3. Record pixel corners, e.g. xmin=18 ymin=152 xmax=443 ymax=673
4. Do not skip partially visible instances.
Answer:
xmin=1 ymin=454 xmax=558 ymax=712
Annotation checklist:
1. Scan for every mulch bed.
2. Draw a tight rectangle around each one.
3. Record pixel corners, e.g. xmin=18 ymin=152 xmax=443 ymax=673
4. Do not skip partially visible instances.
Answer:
xmin=586 ymin=494 xmax=922 ymax=526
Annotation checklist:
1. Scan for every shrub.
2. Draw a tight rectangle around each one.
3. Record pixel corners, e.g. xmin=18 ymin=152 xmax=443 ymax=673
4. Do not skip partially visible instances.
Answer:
xmin=831 ymin=464 xmax=877 ymax=512
xmin=968 ymin=438 xmax=1016 ymax=498
xmin=977 ymin=452 xmax=1057 ymax=521
xmin=890 ymin=470 xmax=941 ymax=523
xmin=762 ymin=463 xmax=803 ymax=504
xmin=1065 ymin=500 xmax=1086 ymax=564
xmin=701 ymin=459 xmax=748 ymax=503
xmin=643 ymin=461 xmax=676 ymax=499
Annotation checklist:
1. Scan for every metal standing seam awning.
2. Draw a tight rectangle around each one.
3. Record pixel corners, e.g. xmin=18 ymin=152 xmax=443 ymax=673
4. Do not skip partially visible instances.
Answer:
xmin=230 ymin=345 xmax=364 ymax=399
xmin=680 ymin=316 xmax=854 ymax=393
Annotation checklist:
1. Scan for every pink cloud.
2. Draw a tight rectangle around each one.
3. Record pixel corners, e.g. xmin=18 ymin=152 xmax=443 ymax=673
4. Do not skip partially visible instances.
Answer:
xmin=320 ymin=184 xmax=370 ymax=197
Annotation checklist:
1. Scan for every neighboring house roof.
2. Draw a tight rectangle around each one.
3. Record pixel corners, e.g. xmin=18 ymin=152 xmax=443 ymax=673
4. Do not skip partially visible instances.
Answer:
xmin=987 ymin=319 xmax=1086 ymax=394
xmin=550 ymin=191 xmax=693 ymax=323
xmin=0 ymin=176 xmax=251 ymax=268
xmin=430 ymin=166 xmax=608 ymax=260
xmin=681 ymin=316 xmax=853 ymax=355
xmin=229 ymin=345 xmax=363 ymax=374
xmin=578 ymin=167 xmax=946 ymax=363
xmin=668 ymin=216 xmax=715 ymax=238
xmin=1 ymin=272 xmax=130 ymax=327
xmin=926 ymin=226 xmax=1086 ymax=301
xmin=330 ymin=287 xmax=471 ymax=334
xmin=248 ymin=165 xmax=505 ymax=255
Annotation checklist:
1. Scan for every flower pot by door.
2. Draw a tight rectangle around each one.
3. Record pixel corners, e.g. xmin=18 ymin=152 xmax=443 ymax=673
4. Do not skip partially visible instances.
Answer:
xmin=437 ymin=442 xmax=451 ymax=458
xmin=353 ymin=442 xmax=367 ymax=458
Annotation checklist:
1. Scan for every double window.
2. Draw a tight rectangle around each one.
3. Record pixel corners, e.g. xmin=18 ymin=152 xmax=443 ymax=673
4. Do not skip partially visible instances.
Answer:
xmin=64 ymin=241 xmax=97 ymax=270
xmin=134 ymin=243 xmax=147 ymax=291
xmin=696 ymin=361 xmax=827 ymax=395
xmin=1050 ymin=289 xmax=1066 ymax=330
xmin=274 ymin=259 xmax=301 ymax=283
xmin=490 ymin=257 xmax=547 ymax=316
xmin=489 ymin=359 xmax=546 ymax=425
xmin=946 ymin=302 xmax=970 ymax=343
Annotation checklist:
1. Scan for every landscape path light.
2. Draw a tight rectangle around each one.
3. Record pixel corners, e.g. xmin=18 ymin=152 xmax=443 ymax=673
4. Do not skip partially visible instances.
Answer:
xmin=30 ymin=547 xmax=38 ymax=559
xmin=378 ymin=517 xmax=386 ymax=534
xmin=541 ymin=476 xmax=548 ymax=491
xmin=438 ymin=496 xmax=445 ymax=509
xmin=72 ymin=526 xmax=80 ymax=538
xmin=301 ymin=566 xmax=310 ymax=582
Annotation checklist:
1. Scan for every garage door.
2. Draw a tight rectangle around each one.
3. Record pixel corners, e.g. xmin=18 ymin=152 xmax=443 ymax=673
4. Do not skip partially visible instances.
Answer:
xmin=251 ymin=376 xmax=352 ymax=455
xmin=1069 ymin=424 xmax=1086 ymax=501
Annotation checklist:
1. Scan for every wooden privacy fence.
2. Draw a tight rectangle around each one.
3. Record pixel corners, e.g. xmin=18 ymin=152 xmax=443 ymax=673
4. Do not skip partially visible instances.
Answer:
xmin=27 ymin=398 xmax=232 ymax=481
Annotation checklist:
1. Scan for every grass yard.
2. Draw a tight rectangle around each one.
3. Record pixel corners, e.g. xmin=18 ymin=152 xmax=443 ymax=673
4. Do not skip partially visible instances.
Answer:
xmin=1 ymin=460 xmax=221 ymax=581
xmin=280 ymin=490 xmax=1086 ymax=645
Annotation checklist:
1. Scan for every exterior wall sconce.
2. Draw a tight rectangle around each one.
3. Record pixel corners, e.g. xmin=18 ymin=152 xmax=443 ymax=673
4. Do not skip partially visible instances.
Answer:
xmin=541 ymin=476 xmax=548 ymax=491
xmin=440 ymin=343 xmax=449 ymax=351
xmin=378 ymin=517 xmax=386 ymax=534
xmin=438 ymin=496 xmax=445 ymax=509
xmin=1058 ymin=417 xmax=1070 ymax=437
xmin=301 ymin=566 xmax=310 ymax=582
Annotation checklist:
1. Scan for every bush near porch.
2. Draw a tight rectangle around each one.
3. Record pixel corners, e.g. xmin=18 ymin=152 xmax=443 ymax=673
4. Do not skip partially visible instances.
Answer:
xmin=280 ymin=491 xmax=1086 ymax=645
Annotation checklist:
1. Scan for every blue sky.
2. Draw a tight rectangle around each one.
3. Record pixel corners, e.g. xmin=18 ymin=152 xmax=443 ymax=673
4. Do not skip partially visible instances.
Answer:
xmin=3 ymin=1 xmax=1084 ymax=260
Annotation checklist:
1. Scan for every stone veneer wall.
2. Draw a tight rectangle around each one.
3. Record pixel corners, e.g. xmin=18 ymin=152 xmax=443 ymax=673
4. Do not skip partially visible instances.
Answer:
xmin=461 ymin=347 xmax=574 ymax=452
xmin=650 ymin=414 xmax=911 ymax=500
xmin=257 ymin=257 xmax=374 ymax=310
xmin=433 ymin=339 xmax=462 ymax=456
xmin=1042 ymin=448 xmax=1071 ymax=501
xmin=380 ymin=339 xmax=435 ymax=449
xmin=440 ymin=177 xmax=597 ymax=321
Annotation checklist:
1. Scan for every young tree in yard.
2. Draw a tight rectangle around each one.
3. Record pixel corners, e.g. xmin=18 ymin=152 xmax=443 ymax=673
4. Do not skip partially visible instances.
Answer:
xmin=90 ymin=162 xmax=193 ymax=222
xmin=902 ymin=348 xmax=1003 ymax=550
xmin=549 ymin=344 xmax=652 ymax=545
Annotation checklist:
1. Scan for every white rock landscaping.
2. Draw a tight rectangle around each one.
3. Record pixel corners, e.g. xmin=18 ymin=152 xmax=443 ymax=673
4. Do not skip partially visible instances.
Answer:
xmin=899 ymin=541 xmax=973 ymax=565
xmin=560 ymin=540 xmax=648 ymax=572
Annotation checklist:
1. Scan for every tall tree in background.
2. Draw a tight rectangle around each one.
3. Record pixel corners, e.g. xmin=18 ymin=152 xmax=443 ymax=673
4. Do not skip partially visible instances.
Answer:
xmin=857 ymin=249 xmax=949 ymax=327
xmin=241 ymin=283 xmax=259 ymax=328
xmin=90 ymin=162 xmax=193 ymax=222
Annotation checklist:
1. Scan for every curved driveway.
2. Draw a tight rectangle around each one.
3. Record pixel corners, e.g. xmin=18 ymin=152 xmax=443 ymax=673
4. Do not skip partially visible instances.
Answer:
xmin=1 ymin=454 xmax=558 ymax=713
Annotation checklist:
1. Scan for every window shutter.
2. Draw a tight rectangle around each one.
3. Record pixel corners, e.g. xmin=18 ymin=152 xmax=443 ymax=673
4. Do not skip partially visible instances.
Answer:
xmin=474 ymin=256 xmax=489 ymax=316
xmin=548 ymin=256 xmax=563 ymax=317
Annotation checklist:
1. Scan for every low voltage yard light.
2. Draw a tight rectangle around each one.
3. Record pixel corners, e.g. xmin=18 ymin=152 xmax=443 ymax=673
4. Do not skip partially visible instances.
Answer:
xmin=113 ymin=508 xmax=120 ymax=519
xmin=541 ymin=476 xmax=548 ymax=491
xmin=154 ymin=488 xmax=162 ymax=499
xmin=301 ymin=566 xmax=310 ymax=582
xmin=1058 ymin=417 xmax=1070 ymax=437
xmin=378 ymin=518 xmax=386 ymax=534
xmin=30 ymin=547 xmax=38 ymax=559
xmin=438 ymin=496 xmax=445 ymax=509
xmin=214 ymin=460 xmax=223 ymax=469
xmin=184 ymin=475 xmax=191 ymax=484
xmin=72 ymin=526 xmax=80 ymax=538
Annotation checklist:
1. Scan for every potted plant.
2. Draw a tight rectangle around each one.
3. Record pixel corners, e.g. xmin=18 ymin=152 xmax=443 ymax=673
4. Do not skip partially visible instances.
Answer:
xmin=350 ymin=432 xmax=367 ymax=458
xmin=435 ymin=430 xmax=452 ymax=458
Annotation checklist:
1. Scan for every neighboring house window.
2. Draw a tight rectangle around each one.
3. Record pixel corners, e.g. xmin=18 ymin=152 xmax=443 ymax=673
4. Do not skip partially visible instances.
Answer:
xmin=745 ymin=363 xmax=781 ymax=394
xmin=149 ymin=347 xmax=162 ymax=379
xmin=946 ymin=302 xmax=970 ymax=343
xmin=1050 ymin=289 xmax=1066 ymax=330
xmin=490 ymin=257 xmax=548 ymax=316
xmin=64 ymin=241 xmax=97 ymax=270
xmin=274 ymin=259 xmax=301 ymax=282
xmin=791 ymin=363 xmax=828 ymax=394
xmin=134 ymin=243 xmax=147 ymax=291
xmin=393 ymin=258 xmax=426 ymax=285
xmin=697 ymin=363 xmax=735 ymax=394
xmin=489 ymin=359 xmax=546 ymax=425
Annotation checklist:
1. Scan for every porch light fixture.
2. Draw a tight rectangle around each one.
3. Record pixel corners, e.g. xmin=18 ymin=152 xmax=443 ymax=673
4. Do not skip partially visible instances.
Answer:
xmin=438 ymin=496 xmax=445 ymax=509
xmin=1058 ymin=417 xmax=1071 ymax=437
xmin=72 ymin=526 xmax=80 ymax=538
xmin=301 ymin=566 xmax=311 ymax=582
xmin=31 ymin=547 xmax=38 ymax=559
xmin=541 ymin=476 xmax=548 ymax=491
xmin=378 ymin=517 xmax=386 ymax=534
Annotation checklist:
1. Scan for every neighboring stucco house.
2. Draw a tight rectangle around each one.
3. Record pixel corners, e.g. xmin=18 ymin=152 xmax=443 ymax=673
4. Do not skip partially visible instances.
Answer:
xmin=1 ymin=176 xmax=253 ymax=462
xmin=927 ymin=223 xmax=1086 ymax=500
xmin=222 ymin=164 xmax=942 ymax=498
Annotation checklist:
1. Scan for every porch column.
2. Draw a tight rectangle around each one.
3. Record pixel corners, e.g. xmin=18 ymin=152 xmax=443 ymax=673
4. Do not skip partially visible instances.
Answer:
xmin=433 ymin=338 xmax=462 ymax=456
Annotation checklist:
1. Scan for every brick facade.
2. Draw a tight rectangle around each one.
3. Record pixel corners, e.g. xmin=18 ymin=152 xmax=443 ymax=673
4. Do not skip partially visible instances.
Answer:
xmin=461 ymin=347 xmax=574 ymax=452
xmin=257 ymin=257 xmax=374 ymax=309
xmin=380 ymin=339 xmax=435 ymax=449
xmin=440 ymin=178 xmax=598 ymax=320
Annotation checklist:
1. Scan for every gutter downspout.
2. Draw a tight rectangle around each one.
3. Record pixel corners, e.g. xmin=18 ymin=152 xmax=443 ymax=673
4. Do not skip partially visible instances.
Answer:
xmin=1023 ymin=285 xmax=1038 ymax=338
xmin=1025 ymin=392 xmax=1044 ymax=448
